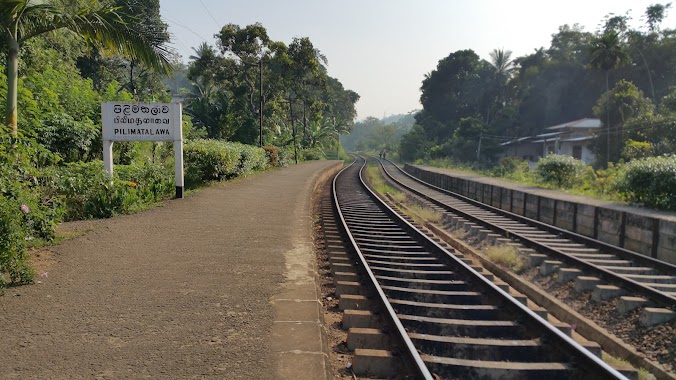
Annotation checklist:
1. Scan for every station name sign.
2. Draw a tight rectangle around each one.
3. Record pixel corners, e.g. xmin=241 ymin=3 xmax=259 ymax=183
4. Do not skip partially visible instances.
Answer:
xmin=101 ymin=102 xmax=181 ymax=142
xmin=100 ymin=101 xmax=185 ymax=198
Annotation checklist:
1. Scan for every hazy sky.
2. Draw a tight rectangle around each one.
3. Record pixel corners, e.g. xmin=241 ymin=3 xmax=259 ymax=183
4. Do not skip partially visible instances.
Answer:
xmin=159 ymin=1 xmax=675 ymax=120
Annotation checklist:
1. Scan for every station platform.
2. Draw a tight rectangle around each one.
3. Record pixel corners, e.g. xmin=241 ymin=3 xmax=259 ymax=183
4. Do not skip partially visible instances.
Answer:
xmin=0 ymin=160 xmax=342 ymax=379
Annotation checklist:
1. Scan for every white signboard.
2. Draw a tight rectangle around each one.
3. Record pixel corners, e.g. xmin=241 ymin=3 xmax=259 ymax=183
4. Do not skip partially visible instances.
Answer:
xmin=101 ymin=102 xmax=185 ymax=198
xmin=102 ymin=102 xmax=181 ymax=142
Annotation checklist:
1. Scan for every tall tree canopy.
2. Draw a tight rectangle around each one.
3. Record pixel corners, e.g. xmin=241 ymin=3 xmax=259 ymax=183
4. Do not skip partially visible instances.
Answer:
xmin=184 ymin=23 xmax=358 ymax=149
xmin=399 ymin=3 xmax=676 ymax=167
xmin=0 ymin=0 xmax=172 ymax=136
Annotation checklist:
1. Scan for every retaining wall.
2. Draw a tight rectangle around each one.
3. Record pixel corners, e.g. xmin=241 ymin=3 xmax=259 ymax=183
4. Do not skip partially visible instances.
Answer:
xmin=403 ymin=164 xmax=676 ymax=265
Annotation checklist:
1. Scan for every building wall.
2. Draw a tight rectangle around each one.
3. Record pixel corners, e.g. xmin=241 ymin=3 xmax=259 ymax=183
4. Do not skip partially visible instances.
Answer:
xmin=557 ymin=142 xmax=596 ymax=165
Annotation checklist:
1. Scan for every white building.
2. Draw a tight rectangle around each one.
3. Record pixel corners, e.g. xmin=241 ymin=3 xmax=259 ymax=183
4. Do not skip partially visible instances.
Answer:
xmin=500 ymin=118 xmax=601 ymax=165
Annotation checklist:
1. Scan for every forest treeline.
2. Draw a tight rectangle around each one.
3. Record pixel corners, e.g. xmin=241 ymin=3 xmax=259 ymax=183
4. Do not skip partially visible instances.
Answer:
xmin=1 ymin=1 xmax=359 ymax=161
xmin=387 ymin=4 xmax=676 ymax=168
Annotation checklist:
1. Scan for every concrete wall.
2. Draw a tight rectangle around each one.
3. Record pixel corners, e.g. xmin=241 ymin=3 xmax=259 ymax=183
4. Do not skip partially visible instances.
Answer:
xmin=403 ymin=164 xmax=676 ymax=265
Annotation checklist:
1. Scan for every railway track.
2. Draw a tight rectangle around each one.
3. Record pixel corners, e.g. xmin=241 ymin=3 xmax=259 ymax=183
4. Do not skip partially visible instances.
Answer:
xmin=331 ymin=156 xmax=626 ymax=379
xmin=378 ymin=159 xmax=676 ymax=311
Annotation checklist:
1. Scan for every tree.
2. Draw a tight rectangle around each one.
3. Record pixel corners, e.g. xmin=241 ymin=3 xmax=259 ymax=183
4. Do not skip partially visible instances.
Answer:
xmin=592 ymin=80 xmax=654 ymax=164
xmin=1 ymin=0 xmax=172 ymax=136
xmin=112 ymin=0 xmax=170 ymax=100
xmin=645 ymin=3 xmax=672 ymax=32
xmin=589 ymin=30 xmax=631 ymax=165
xmin=487 ymin=48 xmax=514 ymax=122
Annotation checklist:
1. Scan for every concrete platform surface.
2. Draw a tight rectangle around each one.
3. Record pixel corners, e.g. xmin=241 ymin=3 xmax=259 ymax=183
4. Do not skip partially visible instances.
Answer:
xmin=0 ymin=160 xmax=342 ymax=380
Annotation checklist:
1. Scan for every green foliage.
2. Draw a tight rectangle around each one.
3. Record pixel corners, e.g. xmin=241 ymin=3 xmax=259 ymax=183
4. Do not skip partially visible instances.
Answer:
xmin=0 ymin=195 xmax=36 ymax=286
xmin=186 ymin=23 xmax=358 ymax=151
xmin=41 ymin=160 xmax=174 ymax=220
xmin=184 ymin=140 xmax=241 ymax=186
xmin=615 ymin=155 xmax=676 ymax=210
xmin=535 ymin=154 xmax=587 ymax=188
xmin=37 ymin=113 xmax=99 ymax=162
xmin=276 ymin=145 xmax=295 ymax=166
xmin=263 ymin=145 xmax=279 ymax=167
xmin=235 ymin=143 xmax=268 ymax=175
xmin=621 ymin=140 xmax=654 ymax=161
xmin=0 ymin=129 xmax=63 ymax=287
xmin=301 ymin=147 xmax=325 ymax=161
xmin=491 ymin=157 xmax=531 ymax=180
xmin=184 ymin=139 xmax=268 ymax=186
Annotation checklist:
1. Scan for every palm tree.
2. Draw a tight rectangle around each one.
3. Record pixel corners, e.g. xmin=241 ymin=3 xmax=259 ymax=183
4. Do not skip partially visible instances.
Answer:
xmin=487 ymin=48 xmax=514 ymax=123
xmin=589 ymin=31 xmax=631 ymax=165
xmin=1 ymin=0 xmax=172 ymax=137
xmin=489 ymin=48 xmax=514 ymax=78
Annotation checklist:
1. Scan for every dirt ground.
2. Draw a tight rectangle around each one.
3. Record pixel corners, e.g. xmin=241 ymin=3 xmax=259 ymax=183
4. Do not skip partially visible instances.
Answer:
xmin=0 ymin=161 xmax=334 ymax=380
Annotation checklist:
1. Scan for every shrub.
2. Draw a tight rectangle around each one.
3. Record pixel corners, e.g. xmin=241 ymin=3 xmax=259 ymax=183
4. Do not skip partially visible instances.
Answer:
xmin=615 ymin=155 xmax=676 ymax=210
xmin=234 ymin=143 xmax=267 ymax=175
xmin=116 ymin=162 xmax=174 ymax=201
xmin=301 ymin=147 xmax=325 ymax=161
xmin=36 ymin=112 xmax=99 ymax=162
xmin=184 ymin=139 xmax=268 ymax=186
xmin=263 ymin=145 xmax=279 ymax=167
xmin=0 ymin=195 xmax=36 ymax=285
xmin=621 ymin=140 xmax=654 ymax=162
xmin=534 ymin=154 xmax=587 ymax=188
xmin=40 ymin=160 xmax=173 ymax=220
xmin=276 ymin=146 xmax=295 ymax=166
xmin=42 ymin=161 xmax=131 ymax=219
xmin=0 ymin=129 xmax=60 ymax=287
xmin=491 ymin=157 xmax=530 ymax=180
xmin=184 ymin=139 xmax=241 ymax=186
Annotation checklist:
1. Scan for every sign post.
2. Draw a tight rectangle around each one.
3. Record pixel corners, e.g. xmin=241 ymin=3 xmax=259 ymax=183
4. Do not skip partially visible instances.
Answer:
xmin=101 ymin=102 xmax=184 ymax=198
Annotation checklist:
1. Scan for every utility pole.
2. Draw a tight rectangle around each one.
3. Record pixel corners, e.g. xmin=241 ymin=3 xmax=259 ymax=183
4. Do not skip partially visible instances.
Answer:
xmin=288 ymin=101 xmax=298 ymax=164
xmin=476 ymin=133 xmax=483 ymax=161
xmin=259 ymin=59 xmax=263 ymax=147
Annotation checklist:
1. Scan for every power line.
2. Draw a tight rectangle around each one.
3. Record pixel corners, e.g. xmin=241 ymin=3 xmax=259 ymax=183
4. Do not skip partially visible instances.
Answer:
xmin=164 ymin=16 xmax=210 ymax=42
xmin=199 ymin=0 xmax=221 ymax=29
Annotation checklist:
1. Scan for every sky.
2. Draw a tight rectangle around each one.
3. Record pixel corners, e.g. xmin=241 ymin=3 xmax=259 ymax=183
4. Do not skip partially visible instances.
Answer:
xmin=159 ymin=0 xmax=676 ymax=120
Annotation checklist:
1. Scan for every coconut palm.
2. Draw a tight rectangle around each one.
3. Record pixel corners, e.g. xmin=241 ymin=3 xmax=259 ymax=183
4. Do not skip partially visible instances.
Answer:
xmin=1 ymin=0 xmax=172 ymax=136
xmin=486 ymin=48 xmax=514 ymax=123
xmin=589 ymin=31 xmax=631 ymax=164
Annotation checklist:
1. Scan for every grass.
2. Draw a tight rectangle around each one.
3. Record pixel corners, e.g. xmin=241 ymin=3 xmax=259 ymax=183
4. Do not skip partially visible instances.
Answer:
xmin=365 ymin=166 xmax=402 ymax=198
xmin=601 ymin=353 xmax=655 ymax=380
xmin=403 ymin=204 xmax=443 ymax=225
xmin=485 ymin=244 xmax=527 ymax=273
xmin=366 ymin=164 xmax=445 ymax=225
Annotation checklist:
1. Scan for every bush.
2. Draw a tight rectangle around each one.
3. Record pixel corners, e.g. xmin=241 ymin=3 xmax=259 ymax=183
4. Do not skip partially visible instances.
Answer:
xmin=621 ymin=140 xmax=654 ymax=162
xmin=301 ymin=147 xmax=325 ymax=161
xmin=491 ymin=157 xmax=530 ymax=180
xmin=116 ymin=161 xmax=174 ymax=202
xmin=615 ymin=155 xmax=676 ymax=210
xmin=184 ymin=139 xmax=241 ymax=186
xmin=276 ymin=146 xmax=295 ymax=166
xmin=40 ymin=160 xmax=174 ymax=220
xmin=534 ymin=154 xmax=587 ymax=188
xmin=0 ymin=129 xmax=61 ymax=287
xmin=0 ymin=195 xmax=36 ymax=286
xmin=263 ymin=146 xmax=279 ymax=167
xmin=184 ymin=139 xmax=268 ymax=186
xmin=234 ymin=143 xmax=267 ymax=175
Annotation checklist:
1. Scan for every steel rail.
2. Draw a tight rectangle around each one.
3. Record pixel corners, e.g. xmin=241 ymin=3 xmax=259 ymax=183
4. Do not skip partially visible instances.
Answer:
xmin=334 ymin=155 xmax=626 ymax=379
xmin=377 ymin=158 xmax=676 ymax=309
xmin=401 ymin=163 xmax=676 ymax=276
xmin=332 ymin=156 xmax=434 ymax=379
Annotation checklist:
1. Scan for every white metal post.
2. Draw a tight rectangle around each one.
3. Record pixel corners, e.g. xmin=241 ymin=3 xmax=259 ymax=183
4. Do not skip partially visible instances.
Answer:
xmin=103 ymin=140 xmax=114 ymax=176
xmin=174 ymin=103 xmax=184 ymax=198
